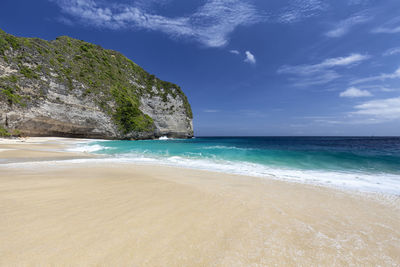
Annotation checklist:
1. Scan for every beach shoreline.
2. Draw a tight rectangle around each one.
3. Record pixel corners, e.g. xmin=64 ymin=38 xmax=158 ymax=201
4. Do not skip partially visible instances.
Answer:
xmin=1 ymin=137 xmax=399 ymax=265
xmin=0 ymin=136 xmax=98 ymax=163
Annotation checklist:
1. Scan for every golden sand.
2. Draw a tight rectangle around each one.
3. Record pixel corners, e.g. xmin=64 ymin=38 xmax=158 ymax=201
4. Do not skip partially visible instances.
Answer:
xmin=0 ymin=137 xmax=93 ymax=162
xmin=0 ymin=138 xmax=399 ymax=266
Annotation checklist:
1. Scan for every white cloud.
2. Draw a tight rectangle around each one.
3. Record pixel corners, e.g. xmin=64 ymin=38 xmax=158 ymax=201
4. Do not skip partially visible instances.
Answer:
xmin=244 ymin=51 xmax=256 ymax=64
xmin=277 ymin=0 xmax=328 ymax=24
xmin=302 ymin=96 xmax=400 ymax=125
xmin=372 ymin=26 xmax=400 ymax=34
xmin=319 ymin=54 xmax=370 ymax=67
xmin=380 ymin=87 xmax=399 ymax=92
xmin=278 ymin=53 xmax=370 ymax=86
xmin=372 ymin=17 xmax=400 ymax=34
xmin=383 ymin=47 xmax=400 ymax=56
xmin=51 ymin=0 xmax=333 ymax=47
xmin=325 ymin=11 xmax=371 ymax=38
xmin=348 ymin=0 xmax=370 ymax=5
xmin=279 ymin=54 xmax=369 ymax=75
xmin=352 ymin=84 xmax=400 ymax=92
xmin=291 ymin=71 xmax=340 ymax=87
xmin=340 ymin=87 xmax=372 ymax=98
xmin=134 ymin=0 xmax=173 ymax=9
xmin=51 ymin=0 xmax=264 ymax=48
xmin=229 ymin=50 xmax=240 ymax=55
xmin=351 ymin=67 xmax=400 ymax=84
xmin=352 ymin=97 xmax=400 ymax=120
xmin=203 ymin=109 xmax=220 ymax=113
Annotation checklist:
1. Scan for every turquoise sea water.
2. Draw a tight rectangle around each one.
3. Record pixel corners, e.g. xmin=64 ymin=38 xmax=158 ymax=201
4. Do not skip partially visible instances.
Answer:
xmin=76 ymin=137 xmax=400 ymax=195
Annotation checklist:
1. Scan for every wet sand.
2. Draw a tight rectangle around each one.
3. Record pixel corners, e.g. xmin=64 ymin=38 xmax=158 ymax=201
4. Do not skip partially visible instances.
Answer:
xmin=0 ymin=138 xmax=399 ymax=266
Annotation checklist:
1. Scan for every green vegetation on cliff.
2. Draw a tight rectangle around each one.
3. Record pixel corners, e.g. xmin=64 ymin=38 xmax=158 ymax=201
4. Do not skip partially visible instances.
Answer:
xmin=0 ymin=28 xmax=192 ymax=134
xmin=0 ymin=125 xmax=10 ymax=137
xmin=0 ymin=125 xmax=20 ymax=137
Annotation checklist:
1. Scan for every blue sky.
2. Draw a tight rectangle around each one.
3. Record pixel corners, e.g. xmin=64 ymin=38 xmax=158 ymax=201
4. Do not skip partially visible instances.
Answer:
xmin=1 ymin=0 xmax=400 ymax=136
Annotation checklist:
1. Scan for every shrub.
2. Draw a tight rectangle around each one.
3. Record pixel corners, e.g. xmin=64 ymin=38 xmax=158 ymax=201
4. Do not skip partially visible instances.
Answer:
xmin=0 ymin=28 xmax=193 ymax=135
xmin=0 ymin=126 xmax=10 ymax=137
xmin=0 ymin=85 xmax=22 ymax=105
xmin=111 ymin=87 xmax=154 ymax=133
xmin=20 ymin=65 xmax=38 ymax=79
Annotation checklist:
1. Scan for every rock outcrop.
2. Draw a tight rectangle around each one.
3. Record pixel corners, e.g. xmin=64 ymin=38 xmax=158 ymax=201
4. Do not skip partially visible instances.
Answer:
xmin=0 ymin=29 xmax=193 ymax=139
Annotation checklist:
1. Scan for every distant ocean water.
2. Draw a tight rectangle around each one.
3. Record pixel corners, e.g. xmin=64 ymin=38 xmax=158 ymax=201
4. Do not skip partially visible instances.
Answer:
xmin=73 ymin=137 xmax=400 ymax=195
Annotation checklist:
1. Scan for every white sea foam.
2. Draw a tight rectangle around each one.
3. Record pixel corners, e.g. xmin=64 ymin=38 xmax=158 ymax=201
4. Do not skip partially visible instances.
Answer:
xmin=137 ymin=155 xmax=400 ymax=195
xmin=6 ymin=141 xmax=400 ymax=196
xmin=202 ymin=145 xmax=255 ymax=151
xmin=157 ymin=136 xmax=187 ymax=141
xmin=67 ymin=144 xmax=109 ymax=153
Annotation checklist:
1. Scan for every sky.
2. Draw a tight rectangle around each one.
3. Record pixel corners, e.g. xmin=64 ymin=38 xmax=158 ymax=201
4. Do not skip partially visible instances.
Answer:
xmin=1 ymin=0 xmax=400 ymax=136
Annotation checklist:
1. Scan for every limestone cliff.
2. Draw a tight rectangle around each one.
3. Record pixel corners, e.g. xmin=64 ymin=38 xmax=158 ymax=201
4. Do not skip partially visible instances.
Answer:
xmin=0 ymin=29 xmax=193 ymax=139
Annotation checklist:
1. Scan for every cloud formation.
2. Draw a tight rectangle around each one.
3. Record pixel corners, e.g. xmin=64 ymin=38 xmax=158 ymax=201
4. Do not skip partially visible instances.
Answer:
xmin=325 ymin=11 xmax=371 ymax=38
xmin=51 ymin=0 xmax=330 ymax=48
xmin=340 ymin=87 xmax=372 ymax=98
xmin=352 ymin=97 xmax=400 ymax=120
xmin=229 ymin=50 xmax=240 ymax=55
xmin=51 ymin=0 xmax=263 ymax=47
xmin=278 ymin=53 xmax=370 ymax=86
xmin=372 ymin=17 xmax=400 ymax=34
xmin=348 ymin=0 xmax=370 ymax=5
xmin=372 ymin=25 xmax=400 ymax=34
xmin=276 ymin=0 xmax=328 ymax=24
xmin=244 ymin=51 xmax=256 ymax=64
xmin=203 ymin=109 xmax=220 ymax=113
xmin=278 ymin=54 xmax=369 ymax=75
xmin=383 ymin=47 xmax=400 ymax=56
xmin=351 ymin=67 xmax=400 ymax=84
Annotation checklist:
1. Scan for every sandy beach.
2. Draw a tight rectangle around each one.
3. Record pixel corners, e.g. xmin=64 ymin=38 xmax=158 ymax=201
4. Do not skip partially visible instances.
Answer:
xmin=0 ymin=137 xmax=95 ymax=163
xmin=0 ymin=138 xmax=399 ymax=266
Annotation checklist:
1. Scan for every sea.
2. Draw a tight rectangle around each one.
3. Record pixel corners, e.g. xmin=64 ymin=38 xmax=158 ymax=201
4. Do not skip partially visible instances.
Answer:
xmin=72 ymin=136 xmax=400 ymax=195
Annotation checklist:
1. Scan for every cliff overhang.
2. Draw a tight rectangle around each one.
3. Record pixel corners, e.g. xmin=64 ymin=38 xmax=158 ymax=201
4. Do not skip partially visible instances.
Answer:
xmin=0 ymin=29 xmax=193 ymax=139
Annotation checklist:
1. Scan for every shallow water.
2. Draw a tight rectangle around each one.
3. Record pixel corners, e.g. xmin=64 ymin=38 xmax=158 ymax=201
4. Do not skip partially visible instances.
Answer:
xmin=76 ymin=136 xmax=400 ymax=195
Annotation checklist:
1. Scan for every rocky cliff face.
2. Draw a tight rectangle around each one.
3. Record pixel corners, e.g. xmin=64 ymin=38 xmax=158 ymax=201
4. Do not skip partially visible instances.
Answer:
xmin=0 ymin=29 xmax=193 ymax=139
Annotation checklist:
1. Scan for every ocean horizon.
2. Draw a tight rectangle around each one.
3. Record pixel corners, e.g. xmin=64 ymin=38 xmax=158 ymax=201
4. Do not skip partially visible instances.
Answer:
xmin=70 ymin=136 xmax=400 ymax=196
